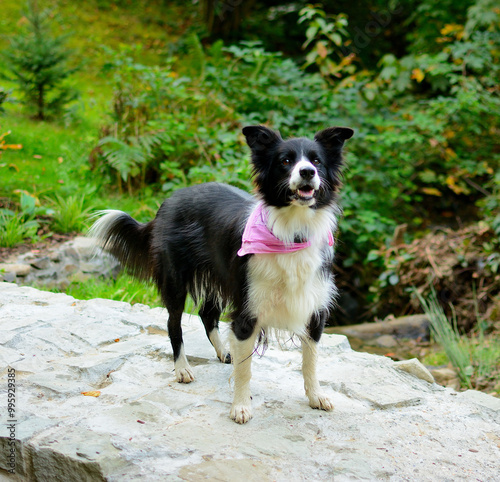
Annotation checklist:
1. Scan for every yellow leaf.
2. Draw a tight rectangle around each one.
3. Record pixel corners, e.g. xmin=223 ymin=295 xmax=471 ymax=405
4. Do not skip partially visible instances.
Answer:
xmin=81 ymin=391 xmax=101 ymax=397
xmin=411 ymin=68 xmax=425 ymax=83
xmin=422 ymin=187 xmax=442 ymax=197
xmin=440 ymin=24 xmax=464 ymax=37
xmin=446 ymin=176 xmax=464 ymax=195
xmin=444 ymin=147 xmax=457 ymax=160
xmin=316 ymin=41 xmax=328 ymax=59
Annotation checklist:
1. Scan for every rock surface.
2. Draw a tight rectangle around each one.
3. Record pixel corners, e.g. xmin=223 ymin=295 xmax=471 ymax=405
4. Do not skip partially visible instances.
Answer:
xmin=0 ymin=282 xmax=499 ymax=481
xmin=0 ymin=237 xmax=120 ymax=288
xmin=330 ymin=314 xmax=430 ymax=341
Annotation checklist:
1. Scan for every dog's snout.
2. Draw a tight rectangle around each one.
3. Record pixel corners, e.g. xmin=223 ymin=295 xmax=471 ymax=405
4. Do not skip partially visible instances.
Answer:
xmin=300 ymin=166 xmax=316 ymax=180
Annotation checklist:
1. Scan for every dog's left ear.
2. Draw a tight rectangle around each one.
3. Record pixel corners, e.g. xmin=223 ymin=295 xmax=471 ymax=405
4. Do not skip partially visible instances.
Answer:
xmin=243 ymin=125 xmax=282 ymax=152
xmin=314 ymin=127 xmax=354 ymax=150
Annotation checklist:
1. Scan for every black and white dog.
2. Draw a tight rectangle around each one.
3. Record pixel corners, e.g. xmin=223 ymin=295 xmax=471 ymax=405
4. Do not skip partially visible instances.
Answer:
xmin=90 ymin=125 xmax=353 ymax=423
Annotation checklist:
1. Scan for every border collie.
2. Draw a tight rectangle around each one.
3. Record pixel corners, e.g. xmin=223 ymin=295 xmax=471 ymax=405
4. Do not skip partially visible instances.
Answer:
xmin=89 ymin=125 xmax=353 ymax=423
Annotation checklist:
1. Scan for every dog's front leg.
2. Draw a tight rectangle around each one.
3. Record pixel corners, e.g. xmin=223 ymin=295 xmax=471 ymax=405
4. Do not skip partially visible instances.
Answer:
xmin=301 ymin=337 xmax=334 ymax=411
xmin=302 ymin=312 xmax=334 ymax=411
xmin=229 ymin=319 xmax=258 ymax=424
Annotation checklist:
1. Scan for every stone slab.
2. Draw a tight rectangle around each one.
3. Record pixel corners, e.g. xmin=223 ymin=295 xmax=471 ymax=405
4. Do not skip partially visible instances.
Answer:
xmin=0 ymin=282 xmax=499 ymax=481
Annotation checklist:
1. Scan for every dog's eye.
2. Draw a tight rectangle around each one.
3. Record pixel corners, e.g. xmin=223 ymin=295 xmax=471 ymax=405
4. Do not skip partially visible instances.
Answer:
xmin=312 ymin=159 xmax=321 ymax=166
xmin=281 ymin=159 xmax=291 ymax=166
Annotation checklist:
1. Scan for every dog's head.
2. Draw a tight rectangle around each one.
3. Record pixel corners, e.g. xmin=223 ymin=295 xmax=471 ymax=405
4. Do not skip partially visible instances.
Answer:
xmin=243 ymin=125 xmax=354 ymax=208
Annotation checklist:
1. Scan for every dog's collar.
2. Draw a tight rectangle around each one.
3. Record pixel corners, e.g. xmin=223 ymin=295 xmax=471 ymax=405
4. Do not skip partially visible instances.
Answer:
xmin=237 ymin=202 xmax=333 ymax=256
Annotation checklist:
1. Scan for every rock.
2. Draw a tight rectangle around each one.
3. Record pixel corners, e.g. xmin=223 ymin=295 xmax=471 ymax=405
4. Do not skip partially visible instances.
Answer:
xmin=2 ymin=236 xmax=121 ymax=290
xmin=394 ymin=358 xmax=435 ymax=384
xmin=30 ymin=256 xmax=51 ymax=270
xmin=429 ymin=367 xmax=461 ymax=390
xmin=0 ymin=272 xmax=16 ymax=283
xmin=430 ymin=367 xmax=458 ymax=384
xmin=330 ymin=314 xmax=430 ymax=341
xmin=458 ymin=390 xmax=500 ymax=412
xmin=1 ymin=283 xmax=500 ymax=481
xmin=0 ymin=263 xmax=31 ymax=277
xmin=70 ymin=236 xmax=98 ymax=258
xmin=375 ymin=334 xmax=398 ymax=348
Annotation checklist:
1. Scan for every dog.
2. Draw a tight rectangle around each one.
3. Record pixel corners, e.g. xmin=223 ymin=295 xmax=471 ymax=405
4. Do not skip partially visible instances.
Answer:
xmin=89 ymin=125 xmax=353 ymax=423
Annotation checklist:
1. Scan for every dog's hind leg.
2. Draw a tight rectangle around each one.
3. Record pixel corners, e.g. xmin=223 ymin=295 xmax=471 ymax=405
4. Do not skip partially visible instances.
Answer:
xmin=229 ymin=317 xmax=258 ymax=424
xmin=301 ymin=311 xmax=334 ymax=411
xmin=161 ymin=283 xmax=194 ymax=383
xmin=199 ymin=297 xmax=231 ymax=364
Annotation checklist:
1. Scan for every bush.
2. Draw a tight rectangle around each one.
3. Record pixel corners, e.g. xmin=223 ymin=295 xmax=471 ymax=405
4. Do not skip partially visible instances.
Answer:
xmin=89 ymin=3 xmax=499 ymax=321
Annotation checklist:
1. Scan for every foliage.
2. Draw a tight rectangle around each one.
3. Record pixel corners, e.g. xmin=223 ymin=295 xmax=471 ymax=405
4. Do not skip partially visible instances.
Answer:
xmin=2 ymin=0 xmax=78 ymax=119
xmin=49 ymin=194 xmax=93 ymax=234
xmin=416 ymin=287 xmax=500 ymax=390
xmin=298 ymin=4 xmax=355 ymax=79
xmin=0 ymin=191 xmax=46 ymax=247
xmin=1 ymin=0 xmax=498 ymax=326
xmin=0 ymin=87 xmax=11 ymax=114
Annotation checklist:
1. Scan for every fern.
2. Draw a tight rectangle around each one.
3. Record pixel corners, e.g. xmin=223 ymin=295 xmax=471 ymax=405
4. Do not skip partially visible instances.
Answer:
xmin=186 ymin=33 xmax=206 ymax=81
xmin=99 ymin=130 xmax=165 ymax=184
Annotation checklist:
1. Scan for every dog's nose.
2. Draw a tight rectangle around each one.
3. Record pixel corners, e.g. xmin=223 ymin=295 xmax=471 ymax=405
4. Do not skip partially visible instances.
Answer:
xmin=299 ymin=166 xmax=316 ymax=180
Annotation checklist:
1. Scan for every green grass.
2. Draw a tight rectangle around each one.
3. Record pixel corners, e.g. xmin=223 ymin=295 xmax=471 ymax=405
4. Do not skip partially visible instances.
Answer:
xmin=416 ymin=287 xmax=500 ymax=391
xmin=49 ymin=194 xmax=94 ymax=233
xmin=0 ymin=211 xmax=39 ymax=247
xmin=62 ymin=273 xmax=162 ymax=306
xmin=422 ymin=350 xmax=450 ymax=367
xmin=52 ymin=273 xmax=200 ymax=318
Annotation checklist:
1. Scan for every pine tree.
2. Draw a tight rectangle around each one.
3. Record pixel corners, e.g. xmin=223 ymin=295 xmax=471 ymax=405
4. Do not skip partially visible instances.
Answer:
xmin=3 ymin=0 xmax=78 ymax=120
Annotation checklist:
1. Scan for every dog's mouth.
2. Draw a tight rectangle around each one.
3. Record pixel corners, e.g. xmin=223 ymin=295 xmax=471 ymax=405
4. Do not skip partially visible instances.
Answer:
xmin=293 ymin=185 xmax=316 ymax=201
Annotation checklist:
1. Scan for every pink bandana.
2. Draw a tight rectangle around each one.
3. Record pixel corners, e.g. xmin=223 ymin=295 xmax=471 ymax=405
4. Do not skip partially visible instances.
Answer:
xmin=237 ymin=202 xmax=334 ymax=256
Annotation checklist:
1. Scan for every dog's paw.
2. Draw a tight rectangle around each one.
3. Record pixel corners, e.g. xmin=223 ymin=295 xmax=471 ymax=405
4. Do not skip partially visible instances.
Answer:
xmin=219 ymin=352 xmax=231 ymax=364
xmin=175 ymin=367 xmax=195 ymax=383
xmin=309 ymin=393 xmax=334 ymax=411
xmin=230 ymin=404 xmax=253 ymax=424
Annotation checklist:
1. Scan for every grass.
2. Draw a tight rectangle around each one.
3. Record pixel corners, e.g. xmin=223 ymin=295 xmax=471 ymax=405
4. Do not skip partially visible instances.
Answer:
xmin=62 ymin=273 xmax=162 ymax=307
xmin=49 ymin=194 xmax=94 ymax=233
xmin=0 ymin=211 xmax=39 ymax=247
xmin=52 ymin=273 xmax=201 ymax=318
xmin=416 ymin=287 xmax=500 ymax=392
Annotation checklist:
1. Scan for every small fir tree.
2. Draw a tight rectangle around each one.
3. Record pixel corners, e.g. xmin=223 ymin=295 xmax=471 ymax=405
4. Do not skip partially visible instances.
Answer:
xmin=3 ymin=0 xmax=78 ymax=120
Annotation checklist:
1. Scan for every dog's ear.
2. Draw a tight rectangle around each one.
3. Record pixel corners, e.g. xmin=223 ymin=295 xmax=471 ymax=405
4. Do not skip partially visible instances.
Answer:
xmin=243 ymin=125 xmax=282 ymax=152
xmin=314 ymin=127 xmax=354 ymax=150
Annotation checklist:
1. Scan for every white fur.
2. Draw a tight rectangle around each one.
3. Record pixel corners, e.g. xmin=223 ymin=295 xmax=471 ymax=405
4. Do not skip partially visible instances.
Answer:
xmin=87 ymin=209 xmax=126 ymax=254
xmin=301 ymin=337 xmax=334 ymax=410
xmin=208 ymin=328 xmax=228 ymax=362
xmin=289 ymin=158 xmax=320 ymax=191
xmin=174 ymin=344 xmax=195 ymax=383
xmin=246 ymin=204 xmax=337 ymax=335
xmin=267 ymin=203 xmax=338 ymax=244
xmin=231 ymin=204 xmax=337 ymax=423
xmin=229 ymin=330 xmax=259 ymax=423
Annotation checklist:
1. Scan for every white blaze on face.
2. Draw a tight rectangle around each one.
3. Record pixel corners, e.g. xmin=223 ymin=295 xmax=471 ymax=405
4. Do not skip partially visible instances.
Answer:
xmin=290 ymin=157 xmax=320 ymax=198
xmin=289 ymin=158 xmax=320 ymax=195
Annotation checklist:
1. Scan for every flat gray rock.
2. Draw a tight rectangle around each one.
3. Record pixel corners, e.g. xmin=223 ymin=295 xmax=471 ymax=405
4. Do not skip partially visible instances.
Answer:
xmin=0 ymin=282 xmax=499 ymax=481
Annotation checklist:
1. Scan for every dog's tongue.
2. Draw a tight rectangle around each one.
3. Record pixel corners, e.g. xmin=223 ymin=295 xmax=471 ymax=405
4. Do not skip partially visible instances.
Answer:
xmin=299 ymin=188 xmax=314 ymax=198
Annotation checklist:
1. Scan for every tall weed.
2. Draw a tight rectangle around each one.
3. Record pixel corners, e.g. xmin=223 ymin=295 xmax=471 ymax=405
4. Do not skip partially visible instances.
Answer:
xmin=416 ymin=287 xmax=500 ymax=390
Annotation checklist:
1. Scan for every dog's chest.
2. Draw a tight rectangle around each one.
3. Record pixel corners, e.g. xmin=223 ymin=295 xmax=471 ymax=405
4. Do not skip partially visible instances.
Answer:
xmin=247 ymin=246 xmax=334 ymax=333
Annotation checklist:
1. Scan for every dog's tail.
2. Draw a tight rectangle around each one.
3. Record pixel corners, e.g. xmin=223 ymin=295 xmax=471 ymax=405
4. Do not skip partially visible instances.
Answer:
xmin=88 ymin=210 xmax=154 ymax=281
